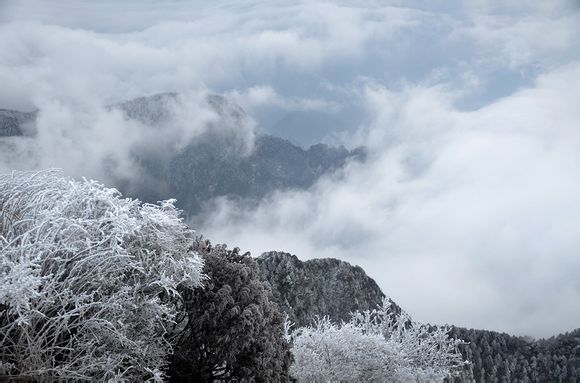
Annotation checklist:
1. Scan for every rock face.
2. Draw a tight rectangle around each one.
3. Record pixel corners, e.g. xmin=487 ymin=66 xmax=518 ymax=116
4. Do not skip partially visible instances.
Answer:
xmin=257 ymin=251 xmax=389 ymax=327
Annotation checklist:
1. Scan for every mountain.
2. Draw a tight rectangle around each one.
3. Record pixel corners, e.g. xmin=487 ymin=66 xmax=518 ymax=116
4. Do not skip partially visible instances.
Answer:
xmin=167 ymin=133 xmax=364 ymax=217
xmin=256 ymin=251 xmax=390 ymax=327
xmin=0 ymin=109 xmax=36 ymax=137
xmin=256 ymin=251 xmax=580 ymax=382
xmin=118 ymin=93 xmax=366 ymax=216
xmin=0 ymin=94 xmax=365 ymax=217
xmin=2 ymin=94 xmax=579 ymax=381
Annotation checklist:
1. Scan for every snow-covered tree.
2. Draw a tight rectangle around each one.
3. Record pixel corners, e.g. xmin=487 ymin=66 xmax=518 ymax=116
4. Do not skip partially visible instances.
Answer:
xmin=290 ymin=317 xmax=402 ymax=382
xmin=168 ymin=238 xmax=292 ymax=382
xmin=351 ymin=298 xmax=467 ymax=380
xmin=0 ymin=170 xmax=204 ymax=381
xmin=290 ymin=298 xmax=466 ymax=382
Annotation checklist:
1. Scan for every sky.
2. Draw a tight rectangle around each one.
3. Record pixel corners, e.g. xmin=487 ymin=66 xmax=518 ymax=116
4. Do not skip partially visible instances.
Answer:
xmin=1 ymin=0 xmax=579 ymax=337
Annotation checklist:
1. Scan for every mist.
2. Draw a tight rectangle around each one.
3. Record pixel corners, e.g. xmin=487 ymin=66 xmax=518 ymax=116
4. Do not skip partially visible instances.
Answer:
xmin=203 ymin=65 xmax=580 ymax=336
xmin=1 ymin=0 xmax=579 ymax=337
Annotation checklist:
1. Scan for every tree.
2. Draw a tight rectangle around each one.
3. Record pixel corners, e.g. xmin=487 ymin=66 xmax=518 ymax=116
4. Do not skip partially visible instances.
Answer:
xmin=290 ymin=317 xmax=402 ymax=382
xmin=289 ymin=298 xmax=466 ymax=382
xmin=0 ymin=170 xmax=204 ymax=381
xmin=168 ymin=239 xmax=292 ymax=382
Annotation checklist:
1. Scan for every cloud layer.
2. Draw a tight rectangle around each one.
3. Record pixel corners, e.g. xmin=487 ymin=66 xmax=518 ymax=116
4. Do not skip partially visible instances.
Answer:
xmin=1 ymin=0 xmax=579 ymax=336
xmin=204 ymin=63 xmax=580 ymax=336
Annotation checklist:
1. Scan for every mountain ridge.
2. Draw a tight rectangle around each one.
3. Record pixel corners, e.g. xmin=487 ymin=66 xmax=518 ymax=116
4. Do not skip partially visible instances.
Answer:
xmin=256 ymin=251 xmax=580 ymax=382
xmin=0 ymin=93 xmax=366 ymax=217
xmin=257 ymin=251 xmax=394 ymax=327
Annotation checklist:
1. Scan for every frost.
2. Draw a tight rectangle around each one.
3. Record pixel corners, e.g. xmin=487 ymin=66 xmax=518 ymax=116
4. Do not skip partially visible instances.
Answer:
xmin=290 ymin=298 xmax=467 ymax=382
xmin=0 ymin=170 xmax=204 ymax=381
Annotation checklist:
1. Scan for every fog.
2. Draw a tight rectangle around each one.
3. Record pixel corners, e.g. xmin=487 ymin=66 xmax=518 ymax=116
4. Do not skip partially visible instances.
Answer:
xmin=1 ymin=0 xmax=579 ymax=336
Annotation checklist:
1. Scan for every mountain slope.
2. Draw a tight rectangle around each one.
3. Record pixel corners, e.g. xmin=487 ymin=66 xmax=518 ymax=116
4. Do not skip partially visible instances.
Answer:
xmin=168 ymin=134 xmax=364 ymax=216
xmin=449 ymin=326 xmax=580 ymax=382
xmin=119 ymin=93 xmax=365 ymax=216
xmin=257 ymin=251 xmax=389 ymax=327
xmin=256 ymin=251 xmax=580 ymax=382
xmin=0 ymin=109 xmax=36 ymax=137
xmin=0 ymin=94 xmax=365 ymax=217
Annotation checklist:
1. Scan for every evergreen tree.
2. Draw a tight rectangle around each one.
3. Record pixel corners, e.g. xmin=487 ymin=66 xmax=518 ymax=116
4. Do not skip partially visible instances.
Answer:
xmin=168 ymin=239 xmax=292 ymax=382
xmin=450 ymin=327 xmax=580 ymax=382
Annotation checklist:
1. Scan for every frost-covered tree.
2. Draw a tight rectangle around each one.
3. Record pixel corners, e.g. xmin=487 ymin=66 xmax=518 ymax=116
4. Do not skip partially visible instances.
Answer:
xmin=0 ymin=170 xmax=204 ymax=381
xmin=351 ymin=299 xmax=466 ymax=380
xmin=168 ymin=239 xmax=292 ymax=382
xmin=290 ymin=317 xmax=402 ymax=382
xmin=290 ymin=298 xmax=466 ymax=382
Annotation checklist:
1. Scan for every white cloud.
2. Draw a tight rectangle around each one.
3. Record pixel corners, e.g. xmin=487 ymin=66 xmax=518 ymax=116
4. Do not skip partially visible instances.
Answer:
xmin=0 ymin=91 xmax=255 ymax=186
xmin=1 ymin=0 xmax=579 ymax=336
xmin=202 ymin=62 xmax=580 ymax=337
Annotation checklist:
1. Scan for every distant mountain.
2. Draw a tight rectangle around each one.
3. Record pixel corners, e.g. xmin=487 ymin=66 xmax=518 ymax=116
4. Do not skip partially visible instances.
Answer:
xmin=115 ymin=92 xmax=180 ymax=125
xmin=119 ymin=93 xmax=366 ymax=216
xmin=166 ymin=133 xmax=365 ymax=216
xmin=0 ymin=94 xmax=365 ymax=217
xmin=0 ymin=109 xmax=36 ymax=137
xmin=256 ymin=251 xmax=390 ymax=327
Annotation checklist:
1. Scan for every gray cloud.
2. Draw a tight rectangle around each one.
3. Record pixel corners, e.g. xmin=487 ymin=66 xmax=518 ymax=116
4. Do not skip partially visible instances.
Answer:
xmin=1 ymin=0 xmax=579 ymax=336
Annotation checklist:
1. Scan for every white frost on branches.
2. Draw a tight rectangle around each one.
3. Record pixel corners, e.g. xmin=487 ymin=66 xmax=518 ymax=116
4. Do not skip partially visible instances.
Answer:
xmin=290 ymin=298 xmax=467 ymax=382
xmin=290 ymin=317 xmax=402 ymax=382
xmin=0 ymin=170 xmax=204 ymax=381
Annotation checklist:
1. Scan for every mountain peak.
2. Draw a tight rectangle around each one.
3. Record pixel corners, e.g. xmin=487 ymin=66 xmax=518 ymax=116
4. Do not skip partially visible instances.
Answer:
xmin=257 ymin=251 xmax=391 ymax=327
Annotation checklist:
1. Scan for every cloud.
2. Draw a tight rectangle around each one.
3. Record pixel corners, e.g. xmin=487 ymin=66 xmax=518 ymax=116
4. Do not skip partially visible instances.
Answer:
xmin=0 ymin=92 xmax=256 ymax=188
xmin=1 ymin=0 xmax=579 ymax=336
xmin=225 ymin=85 xmax=340 ymax=113
xmin=202 ymin=62 xmax=580 ymax=337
